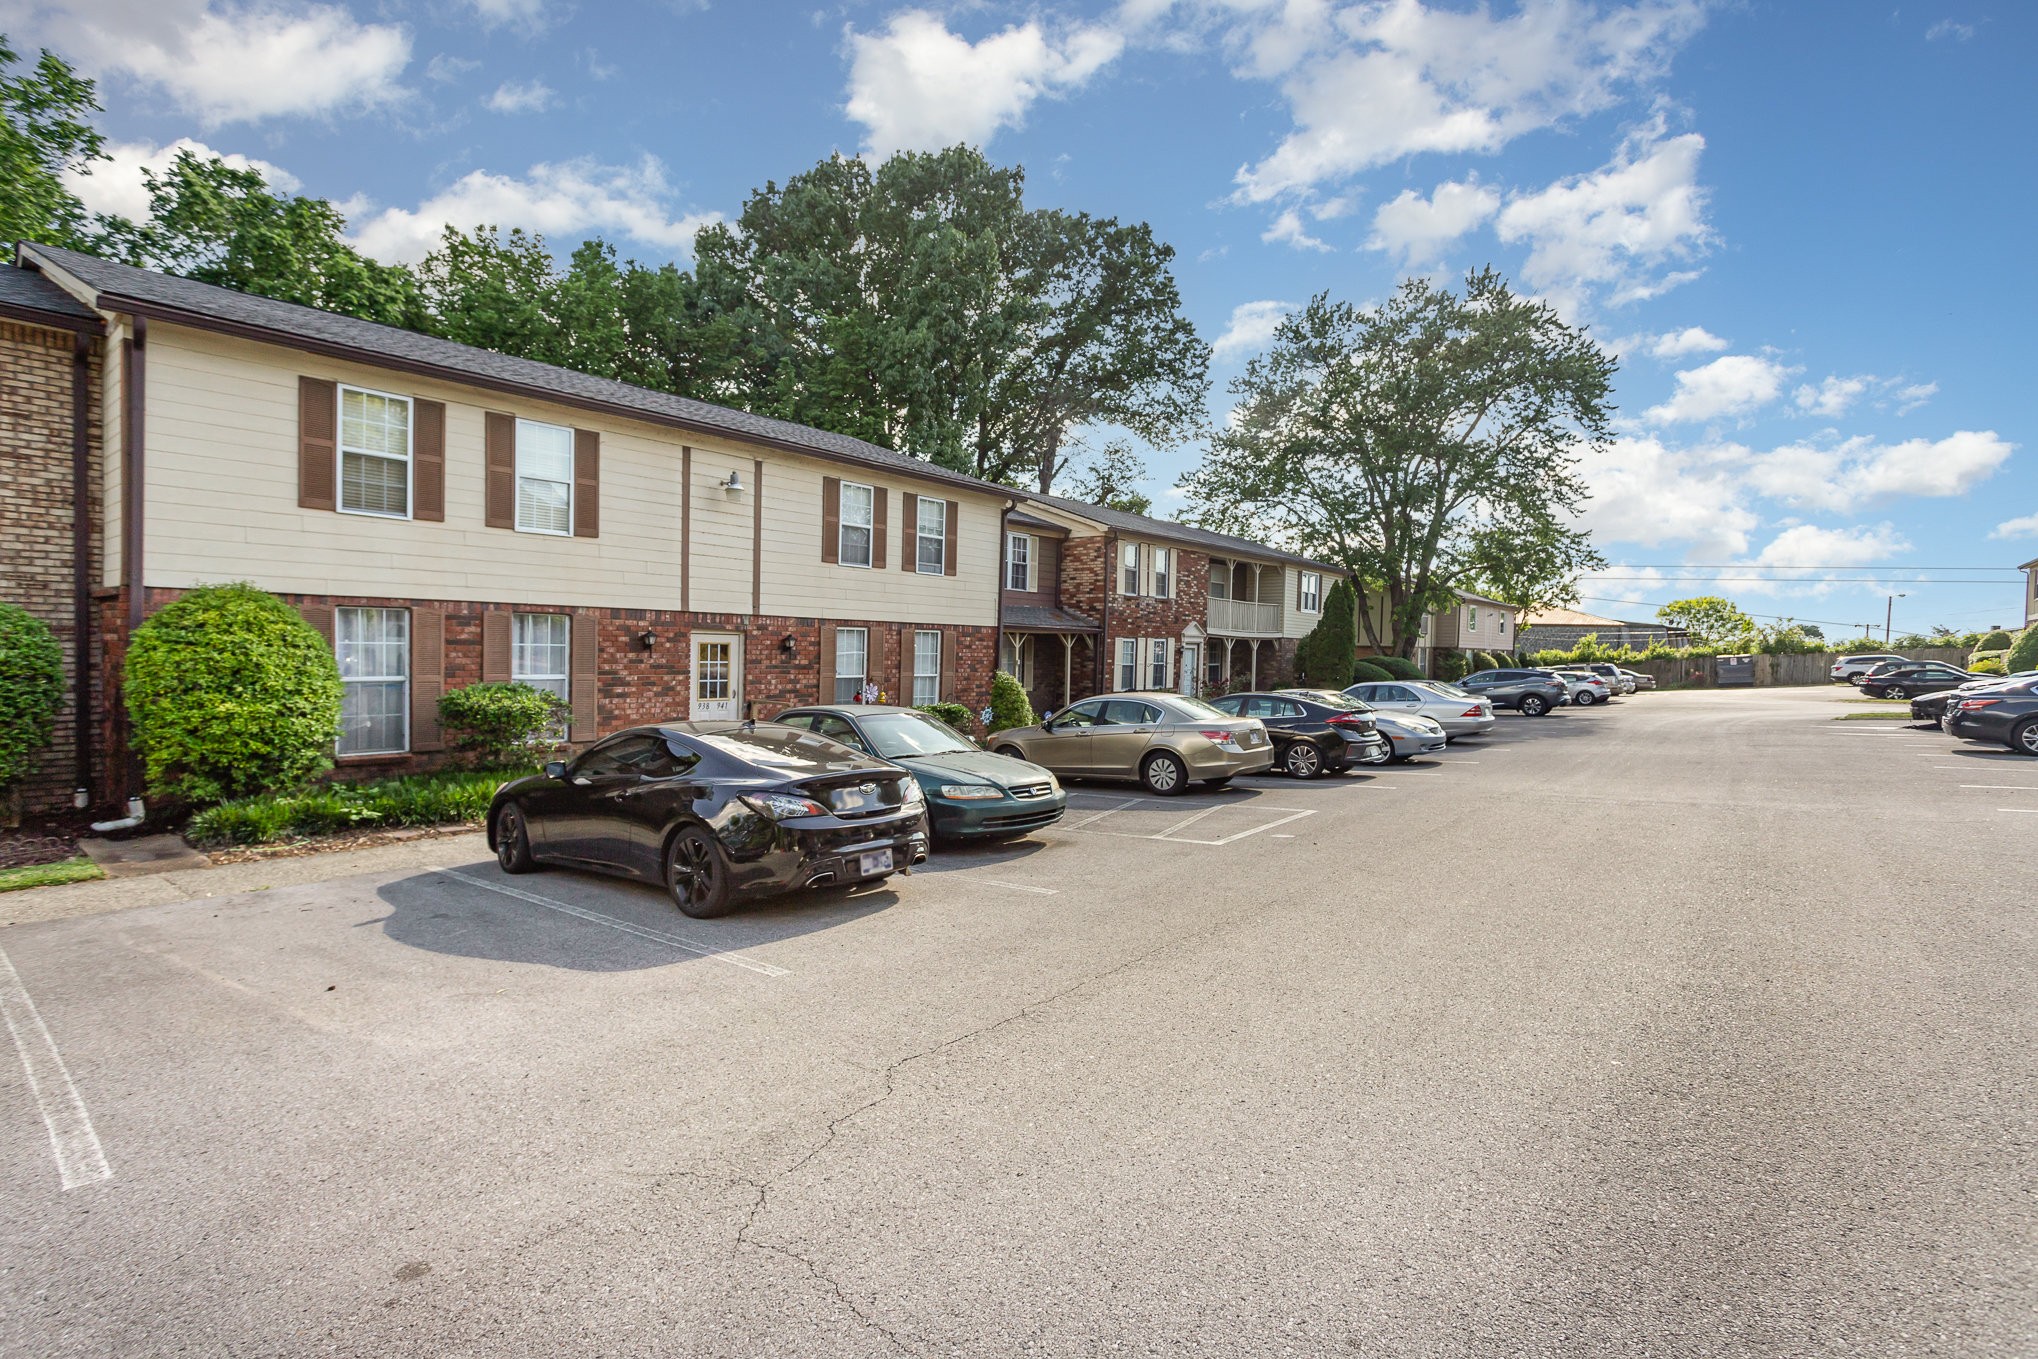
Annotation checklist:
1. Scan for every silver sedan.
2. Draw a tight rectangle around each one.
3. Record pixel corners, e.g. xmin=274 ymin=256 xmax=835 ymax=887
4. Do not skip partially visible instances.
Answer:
xmin=1343 ymin=680 xmax=1497 ymax=740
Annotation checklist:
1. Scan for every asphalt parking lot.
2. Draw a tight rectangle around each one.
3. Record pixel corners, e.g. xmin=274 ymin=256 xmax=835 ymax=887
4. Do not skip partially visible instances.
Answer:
xmin=2 ymin=689 xmax=2033 ymax=1357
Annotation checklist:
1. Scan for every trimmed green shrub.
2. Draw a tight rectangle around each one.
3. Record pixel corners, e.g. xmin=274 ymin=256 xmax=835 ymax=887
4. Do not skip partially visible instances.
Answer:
xmin=1969 ymin=657 xmax=2006 ymax=675
xmin=185 ymin=768 xmax=519 ymax=846
xmin=125 ymin=583 xmax=341 ymax=804
xmin=986 ymin=671 xmax=1036 ymax=734
xmin=1349 ymin=660 xmax=1392 ymax=684
xmin=1435 ymin=649 xmax=1471 ymax=682
xmin=1294 ymin=579 xmax=1358 ymax=689
xmin=917 ymin=702 xmax=977 ymax=734
xmin=2007 ymin=626 xmax=2038 ymax=675
xmin=1473 ymin=650 xmax=1502 ymax=671
xmin=1977 ymin=629 xmax=2014 ymax=651
xmin=1373 ymin=655 xmax=1424 ymax=681
xmin=0 ymin=604 xmax=65 ymax=797
xmin=440 ymin=682 xmax=568 ymax=766
xmin=1969 ymin=648 xmax=2007 ymax=669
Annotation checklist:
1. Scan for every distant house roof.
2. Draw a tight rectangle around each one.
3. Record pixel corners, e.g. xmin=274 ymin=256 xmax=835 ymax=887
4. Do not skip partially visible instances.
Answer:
xmin=1018 ymin=490 xmax=1344 ymax=574
xmin=0 ymin=262 xmax=101 ymax=330
xmin=1520 ymin=606 xmax=1633 ymax=628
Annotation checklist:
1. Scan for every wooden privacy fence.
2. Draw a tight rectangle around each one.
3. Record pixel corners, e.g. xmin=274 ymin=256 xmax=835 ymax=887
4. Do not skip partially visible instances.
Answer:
xmin=1618 ymin=646 xmax=1971 ymax=689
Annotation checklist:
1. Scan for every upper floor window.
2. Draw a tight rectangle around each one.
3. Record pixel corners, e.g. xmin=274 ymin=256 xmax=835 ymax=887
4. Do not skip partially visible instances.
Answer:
xmin=1120 ymin=541 xmax=1142 ymax=595
xmin=1497 ymin=612 xmax=1509 ymax=634
xmin=839 ymin=482 xmax=874 ymax=568
xmin=1006 ymin=533 xmax=1034 ymax=592
xmin=1299 ymin=572 xmax=1322 ymax=613
xmin=516 ymin=419 xmax=574 ymax=535
xmin=1152 ymin=548 xmax=1172 ymax=600
xmin=1467 ymin=606 xmax=1479 ymax=632
xmin=338 ymin=386 xmax=411 ymax=518
xmin=916 ymin=497 xmax=948 ymax=574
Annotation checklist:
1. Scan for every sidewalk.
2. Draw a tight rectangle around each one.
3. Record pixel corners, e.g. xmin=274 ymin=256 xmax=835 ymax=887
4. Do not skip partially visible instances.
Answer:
xmin=2 ymin=829 xmax=491 ymax=929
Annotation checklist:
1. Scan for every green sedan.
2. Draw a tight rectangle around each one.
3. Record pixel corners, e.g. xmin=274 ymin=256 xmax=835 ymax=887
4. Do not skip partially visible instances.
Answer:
xmin=772 ymin=705 xmax=1067 ymax=841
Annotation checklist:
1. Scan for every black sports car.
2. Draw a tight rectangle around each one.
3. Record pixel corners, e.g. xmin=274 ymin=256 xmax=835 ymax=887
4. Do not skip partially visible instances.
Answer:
xmin=487 ymin=721 xmax=930 ymax=918
xmin=1859 ymin=663 xmax=1980 ymax=699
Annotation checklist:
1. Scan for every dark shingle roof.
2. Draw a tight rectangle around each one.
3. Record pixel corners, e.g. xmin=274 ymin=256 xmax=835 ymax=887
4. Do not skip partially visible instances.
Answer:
xmin=1019 ymin=490 xmax=1344 ymax=573
xmin=18 ymin=242 xmax=1000 ymax=495
xmin=1000 ymin=604 xmax=1101 ymax=632
xmin=0 ymin=261 xmax=100 ymax=326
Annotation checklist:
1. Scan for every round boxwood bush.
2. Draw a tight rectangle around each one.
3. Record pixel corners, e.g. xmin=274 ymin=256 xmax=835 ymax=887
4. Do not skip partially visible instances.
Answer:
xmin=0 ymin=603 xmax=65 ymax=794
xmin=986 ymin=671 xmax=1036 ymax=734
xmin=916 ymin=701 xmax=977 ymax=735
xmin=439 ymin=681 xmax=567 ymax=767
xmin=1372 ymin=654 xmax=1425 ymax=681
xmin=1977 ymin=629 xmax=2014 ymax=651
xmin=1969 ymin=657 xmax=2006 ymax=675
xmin=124 ymin=583 xmax=342 ymax=804
xmin=1349 ymin=660 xmax=1392 ymax=683
xmin=2006 ymin=626 xmax=2038 ymax=675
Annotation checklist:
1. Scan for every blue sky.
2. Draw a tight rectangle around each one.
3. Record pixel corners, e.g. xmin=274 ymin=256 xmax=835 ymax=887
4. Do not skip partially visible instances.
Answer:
xmin=10 ymin=0 xmax=2033 ymax=635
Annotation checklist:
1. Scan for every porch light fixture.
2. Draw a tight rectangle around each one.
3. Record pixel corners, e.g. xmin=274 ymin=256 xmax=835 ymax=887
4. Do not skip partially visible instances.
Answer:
xmin=779 ymin=634 xmax=797 ymax=655
xmin=722 ymin=469 xmax=745 ymax=496
xmin=638 ymin=630 xmax=659 ymax=651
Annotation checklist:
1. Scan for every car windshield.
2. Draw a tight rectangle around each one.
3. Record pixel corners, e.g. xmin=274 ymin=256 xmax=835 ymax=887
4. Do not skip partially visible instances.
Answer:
xmin=687 ymin=725 xmax=868 ymax=770
xmin=1290 ymin=689 xmax=1372 ymax=713
xmin=1164 ymin=695 xmax=1236 ymax=721
xmin=1419 ymin=681 xmax=1471 ymax=697
xmin=855 ymin=712 xmax=975 ymax=758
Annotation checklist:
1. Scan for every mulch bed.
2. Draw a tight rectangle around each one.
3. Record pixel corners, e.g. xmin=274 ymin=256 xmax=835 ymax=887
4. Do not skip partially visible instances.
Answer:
xmin=203 ymin=821 xmax=484 ymax=865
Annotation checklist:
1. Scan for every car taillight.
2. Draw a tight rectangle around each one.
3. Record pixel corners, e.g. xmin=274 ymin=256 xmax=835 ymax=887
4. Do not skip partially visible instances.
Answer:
xmin=1327 ymin=714 xmax=1374 ymax=732
xmin=1960 ymin=698 xmax=2001 ymax=711
xmin=742 ymin=792 xmax=829 ymax=820
xmin=1460 ymin=707 xmax=1483 ymax=717
xmin=1201 ymin=730 xmax=1241 ymax=750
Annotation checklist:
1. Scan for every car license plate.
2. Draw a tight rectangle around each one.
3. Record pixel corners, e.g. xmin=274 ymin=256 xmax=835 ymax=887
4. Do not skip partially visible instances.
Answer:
xmin=857 ymin=849 xmax=894 ymax=877
xmin=1244 ymin=730 xmax=1263 ymax=747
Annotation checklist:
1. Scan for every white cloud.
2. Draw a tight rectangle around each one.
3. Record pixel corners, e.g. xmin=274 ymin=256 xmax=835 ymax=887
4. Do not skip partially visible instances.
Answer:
xmin=426 ymin=54 xmax=481 ymax=83
xmin=1894 ymin=381 xmax=1938 ymax=414
xmin=469 ymin=0 xmax=547 ymax=27
xmin=1366 ymin=177 xmax=1499 ymax=266
xmin=1751 ymin=523 xmax=1910 ymax=569
xmin=1793 ymin=374 xmax=1871 ymax=418
xmin=844 ymin=10 xmax=1123 ymax=154
xmin=1573 ymin=434 xmax=1759 ymax=560
xmin=1647 ymin=326 xmax=1727 ymax=359
xmin=1741 ymin=430 xmax=2015 ymax=513
xmin=62 ymin=137 xmax=301 ymax=222
xmin=1232 ymin=0 xmax=1705 ymax=202
xmin=485 ymin=78 xmax=555 ymax=114
xmin=1495 ymin=117 xmax=1713 ymax=309
xmin=24 ymin=1 xmax=411 ymax=125
xmin=1210 ymin=299 xmax=1294 ymax=360
xmin=347 ymin=156 xmax=721 ymax=265
xmin=1990 ymin=512 xmax=2038 ymax=541
xmin=1926 ymin=19 xmax=1975 ymax=41
xmin=1645 ymin=354 xmax=1795 ymax=424
xmin=1261 ymin=207 xmax=1331 ymax=251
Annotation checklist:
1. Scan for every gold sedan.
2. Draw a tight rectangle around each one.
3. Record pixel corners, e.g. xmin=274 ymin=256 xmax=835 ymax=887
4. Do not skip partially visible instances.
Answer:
xmin=988 ymin=693 xmax=1275 ymax=794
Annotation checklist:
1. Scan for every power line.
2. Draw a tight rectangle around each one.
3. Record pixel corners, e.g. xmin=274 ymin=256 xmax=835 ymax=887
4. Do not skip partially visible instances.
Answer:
xmin=1571 ymin=596 xmax=1933 ymax=631
xmin=1602 ymin=563 xmax=2022 ymax=571
xmin=1585 ymin=575 xmax=2022 ymax=585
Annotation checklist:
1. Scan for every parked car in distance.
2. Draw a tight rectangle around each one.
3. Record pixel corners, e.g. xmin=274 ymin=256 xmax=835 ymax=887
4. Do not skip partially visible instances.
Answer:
xmin=1617 ymin=667 xmax=1656 ymax=691
xmin=1457 ymin=668 xmax=1569 ymax=717
xmin=1206 ymin=691 xmax=1391 ymax=778
xmin=990 ymin=692 xmax=1274 ymax=794
xmin=1832 ymin=653 xmax=1909 ymax=683
xmin=1907 ymin=672 xmax=2038 ymax=723
xmin=487 ymin=721 xmax=930 ymax=918
xmin=1342 ymin=679 xmax=1496 ymax=740
xmin=773 ymin=705 xmax=1065 ymax=841
xmin=1574 ymin=662 xmax=1637 ymax=695
xmin=1859 ymin=663 xmax=1982 ymax=700
xmin=1283 ymin=689 xmax=1446 ymax=761
xmin=1541 ymin=667 xmax=1616 ymax=706
xmin=1944 ymin=679 xmax=2038 ymax=754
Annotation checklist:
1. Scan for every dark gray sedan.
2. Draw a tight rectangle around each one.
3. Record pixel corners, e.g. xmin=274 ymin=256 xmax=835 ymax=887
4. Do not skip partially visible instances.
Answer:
xmin=1457 ymin=668 xmax=1569 ymax=716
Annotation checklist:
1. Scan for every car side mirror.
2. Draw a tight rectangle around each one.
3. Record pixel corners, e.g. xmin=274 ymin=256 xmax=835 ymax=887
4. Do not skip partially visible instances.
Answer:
xmin=544 ymin=760 xmax=567 ymax=780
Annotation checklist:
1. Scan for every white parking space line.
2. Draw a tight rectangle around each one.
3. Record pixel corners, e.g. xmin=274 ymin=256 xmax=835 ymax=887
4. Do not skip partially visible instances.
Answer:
xmin=1174 ymin=809 xmax=1318 ymax=846
xmin=975 ymin=879 xmax=1060 ymax=896
xmin=1964 ymin=785 xmax=2038 ymax=791
xmin=1060 ymin=797 xmax=1146 ymax=829
xmin=432 ymin=869 xmax=790 ymax=977
xmin=1151 ymin=805 xmax=1230 ymax=840
xmin=1997 ymin=808 xmax=2038 ymax=814
xmin=0 ymin=945 xmax=112 ymax=1191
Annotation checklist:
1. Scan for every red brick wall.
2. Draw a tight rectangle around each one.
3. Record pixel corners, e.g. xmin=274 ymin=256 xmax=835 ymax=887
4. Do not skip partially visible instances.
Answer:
xmin=1 ymin=321 xmax=103 ymax=815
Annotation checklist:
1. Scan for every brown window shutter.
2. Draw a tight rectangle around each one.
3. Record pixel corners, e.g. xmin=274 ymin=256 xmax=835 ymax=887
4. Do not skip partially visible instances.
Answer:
xmin=481 ymin=610 xmax=511 ymax=682
xmin=821 ymin=477 xmax=840 ymax=564
xmin=1039 ymin=537 xmax=1059 ymax=597
xmin=412 ymin=400 xmax=445 ymax=522
xmin=573 ymin=429 xmax=600 ymax=538
xmin=939 ymin=629 xmax=955 ymax=703
xmin=897 ymin=624 xmax=913 ymax=703
xmin=298 ymin=377 xmax=336 ymax=511
xmin=570 ymin=611 xmax=600 ymax=739
xmin=872 ymin=488 xmax=888 ymax=570
xmin=299 ymin=602 xmax=334 ymax=646
xmin=899 ymin=493 xmax=918 ymax=570
xmin=944 ymin=500 xmax=959 ymax=576
xmin=818 ymin=624 xmax=836 ymax=703
xmin=484 ymin=412 xmax=515 ymax=529
xmin=411 ymin=608 xmax=446 ymax=751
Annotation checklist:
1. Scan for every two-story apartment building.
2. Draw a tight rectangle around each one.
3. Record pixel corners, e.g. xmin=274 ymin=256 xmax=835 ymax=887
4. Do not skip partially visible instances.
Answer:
xmin=8 ymin=243 xmax=1019 ymax=808
xmin=997 ymin=492 xmax=1345 ymax=710
xmin=2021 ymin=557 xmax=2038 ymax=629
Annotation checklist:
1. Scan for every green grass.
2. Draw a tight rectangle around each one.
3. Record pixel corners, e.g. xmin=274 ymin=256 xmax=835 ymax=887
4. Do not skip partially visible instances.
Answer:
xmin=1838 ymin=696 xmax=1909 ymax=705
xmin=1833 ymin=710 xmax=1913 ymax=720
xmin=186 ymin=766 xmax=534 ymax=847
xmin=0 ymin=858 xmax=105 ymax=893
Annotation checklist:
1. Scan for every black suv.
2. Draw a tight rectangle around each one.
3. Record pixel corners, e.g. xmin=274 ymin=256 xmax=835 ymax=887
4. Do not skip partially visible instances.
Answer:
xmin=1458 ymin=668 xmax=1569 ymax=717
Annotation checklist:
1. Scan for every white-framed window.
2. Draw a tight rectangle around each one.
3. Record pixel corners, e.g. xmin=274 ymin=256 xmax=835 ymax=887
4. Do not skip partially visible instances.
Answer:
xmin=839 ymin=482 xmax=874 ymax=568
xmin=337 ymin=385 xmax=411 ymax=518
xmin=834 ymin=627 xmax=868 ymax=702
xmin=336 ymin=607 xmax=408 ymax=755
xmin=916 ymin=497 xmax=947 ymax=574
xmin=1006 ymin=533 xmax=1033 ymax=592
xmin=913 ymin=630 xmax=942 ymax=705
xmin=1147 ymin=638 xmax=1171 ymax=691
xmin=515 ymin=418 xmax=574 ymax=535
xmin=512 ymin=612 xmax=570 ymax=702
xmin=1299 ymin=572 xmax=1322 ymax=613
xmin=1120 ymin=541 xmax=1142 ymax=596
xmin=1497 ymin=612 xmax=1508 ymax=635
xmin=1467 ymin=606 xmax=1479 ymax=633
xmin=1152 ymin=547 xmax=1172 ymax=600
xmin=1116 ymin=637 xmax=1139 ymax=690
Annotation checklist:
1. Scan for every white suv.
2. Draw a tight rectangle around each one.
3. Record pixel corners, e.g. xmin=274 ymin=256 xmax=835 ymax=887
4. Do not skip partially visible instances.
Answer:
xmin=1831 ymin=653 xmax=1907 ymax=683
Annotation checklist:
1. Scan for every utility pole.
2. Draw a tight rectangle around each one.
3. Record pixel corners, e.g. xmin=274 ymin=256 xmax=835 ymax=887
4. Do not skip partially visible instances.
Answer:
xmin=1884 ymin=592 xmax=1908 ymax=643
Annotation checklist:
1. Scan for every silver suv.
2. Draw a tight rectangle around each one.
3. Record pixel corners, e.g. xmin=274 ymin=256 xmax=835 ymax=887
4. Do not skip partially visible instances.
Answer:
xmin=1831 ymin=653 xmax=1907 ymax=683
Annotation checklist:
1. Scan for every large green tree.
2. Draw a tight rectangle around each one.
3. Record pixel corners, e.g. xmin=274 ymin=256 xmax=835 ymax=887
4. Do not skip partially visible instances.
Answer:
xmin=1465 ymin=514 xmax=1605 ymax=637
xmin=0 ymin=38 xmax=103 ymax=249
xmin=1656 ymin=595 xmax=1755 ymax=646
xmin=1180 ymin=269 xmax=1614 ymax=658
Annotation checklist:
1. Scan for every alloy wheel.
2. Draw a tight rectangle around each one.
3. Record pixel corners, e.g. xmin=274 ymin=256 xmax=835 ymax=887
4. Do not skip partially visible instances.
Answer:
xmin=1520 ymin=695 xmax=1547 ymax=717
xmin=495 ymin=805 xmax=534 ymax=874
xmin=2018 ymin=720 xmax=2038 ymax=756
xmin=1285 ymin=742 xmax=1322 ymax=779
xmin=666 ymin=827 xmax=732 ymax=918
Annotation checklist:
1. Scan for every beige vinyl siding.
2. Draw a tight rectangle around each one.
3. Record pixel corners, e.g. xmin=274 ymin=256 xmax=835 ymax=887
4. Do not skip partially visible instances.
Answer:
xmin=101 ymin=316 xmax=126 ymax=588
xmin=137 ymin=324 xmax=1004 ymax=623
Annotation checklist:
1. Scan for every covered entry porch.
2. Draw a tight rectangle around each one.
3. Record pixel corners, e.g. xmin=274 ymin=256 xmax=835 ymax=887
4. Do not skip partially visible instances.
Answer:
xmin=999 ymin=606 xmax=1100 ymax=717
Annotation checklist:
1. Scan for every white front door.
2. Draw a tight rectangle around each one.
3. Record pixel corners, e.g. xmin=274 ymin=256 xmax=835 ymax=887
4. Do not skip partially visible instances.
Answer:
xmin=1178 ymin=643 xmax=1200 ymax=696
xmin=691 ymin=633 xmax=741 ymax=721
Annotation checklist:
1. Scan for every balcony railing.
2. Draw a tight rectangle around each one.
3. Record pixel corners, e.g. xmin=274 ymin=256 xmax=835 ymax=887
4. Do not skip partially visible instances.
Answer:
xmin=1208 ymin=597 xmax=1281 ymax=636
